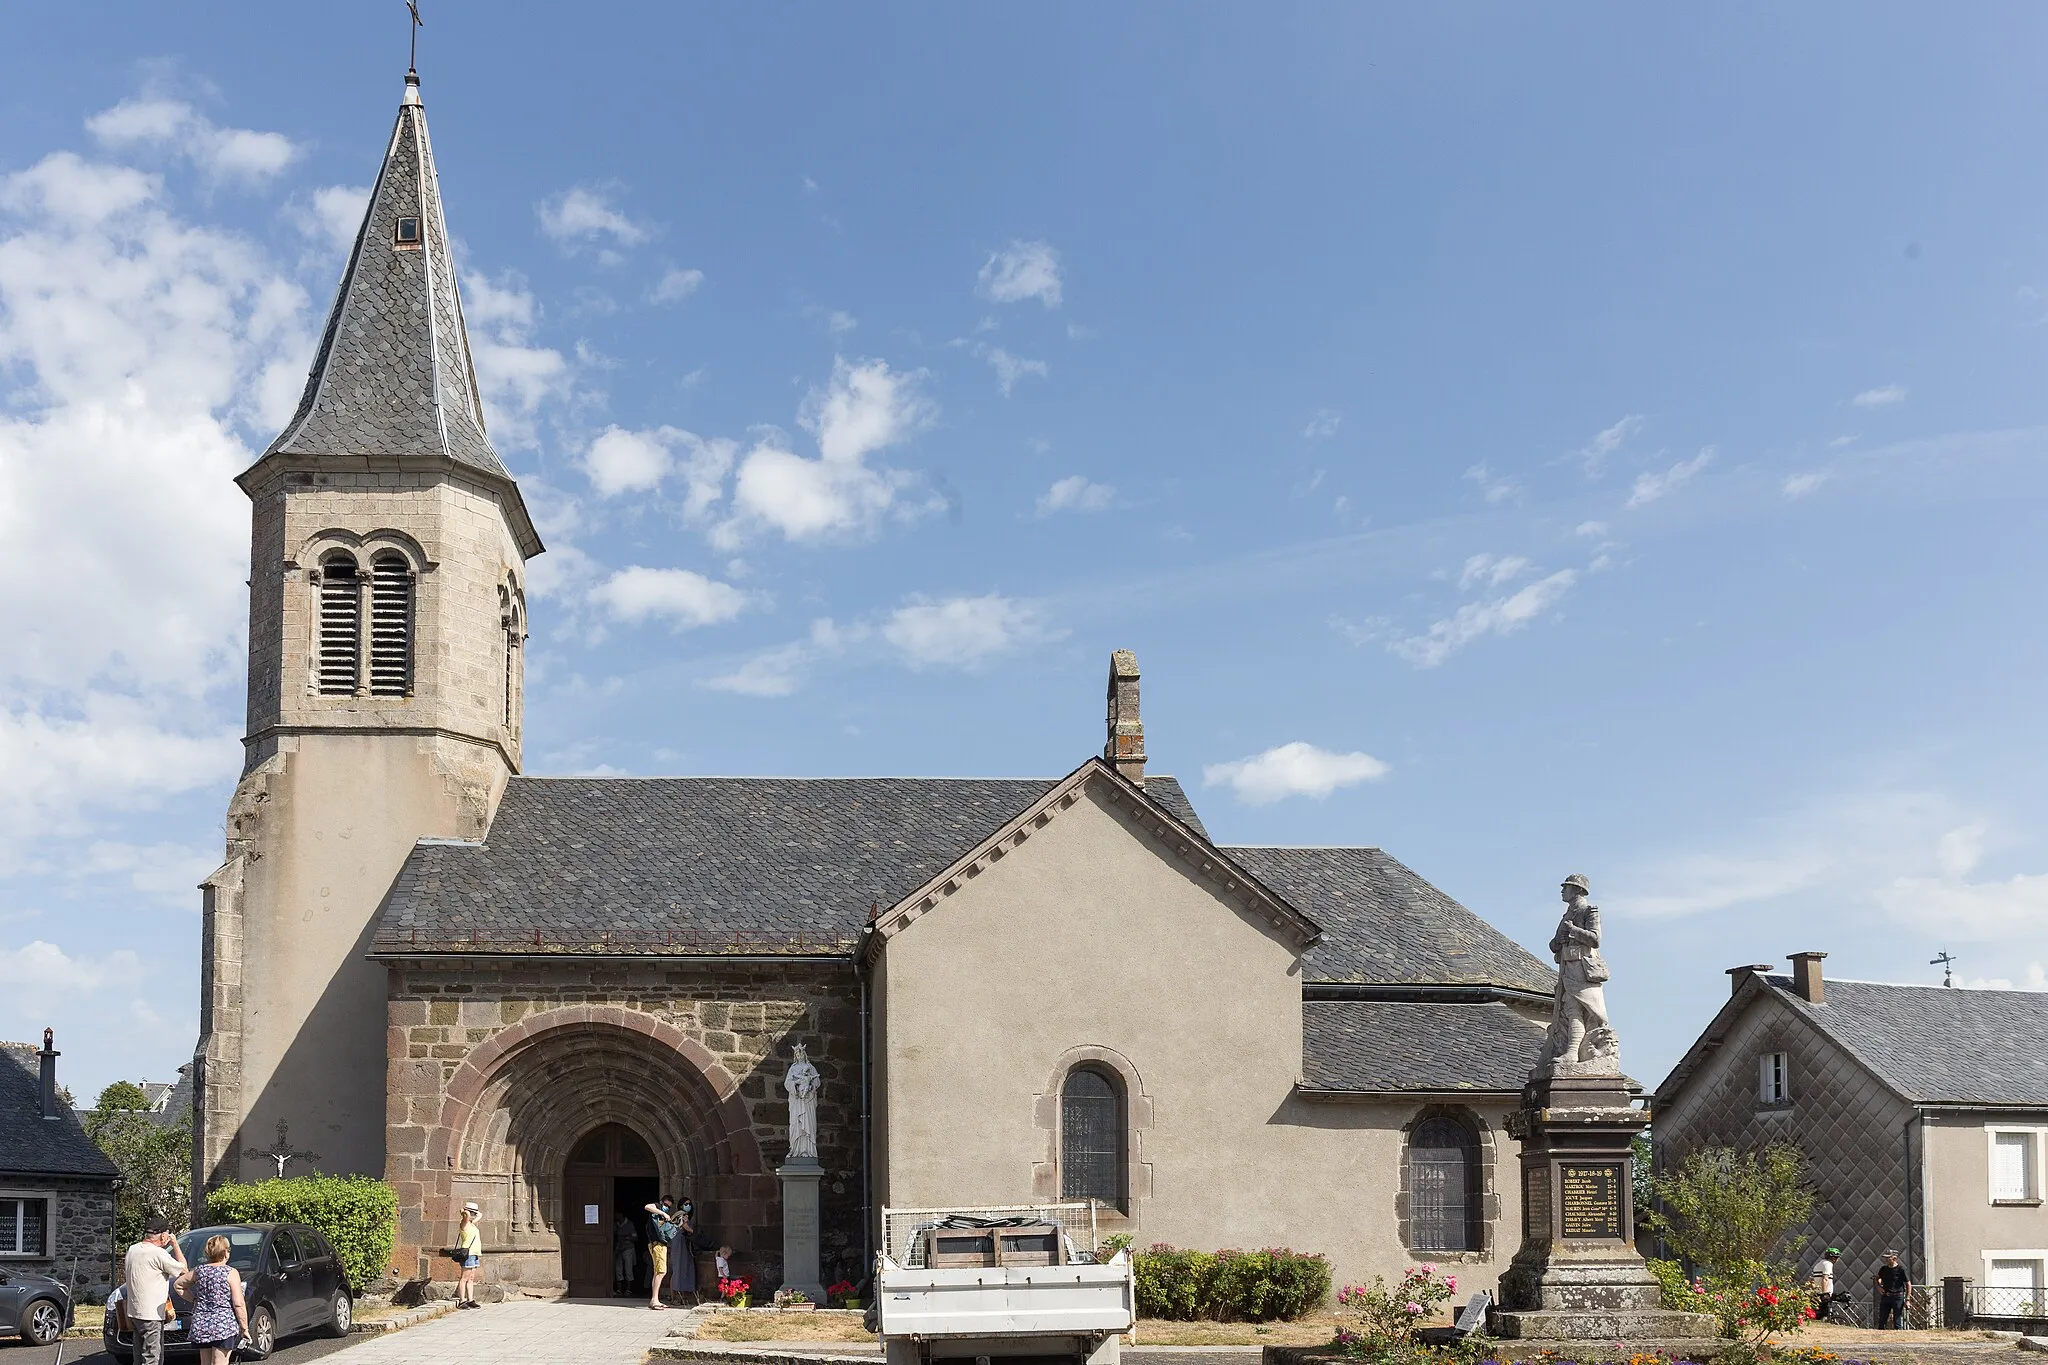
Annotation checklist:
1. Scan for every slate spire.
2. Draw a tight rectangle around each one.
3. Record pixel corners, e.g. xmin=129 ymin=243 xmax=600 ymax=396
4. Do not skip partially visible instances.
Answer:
xmin=265 ymin=71 xmax=509 ymax=482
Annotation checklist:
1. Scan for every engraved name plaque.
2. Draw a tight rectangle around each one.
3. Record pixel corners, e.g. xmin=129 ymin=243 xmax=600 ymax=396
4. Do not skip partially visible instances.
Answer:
xmin=1559 ymin=1162 xmax=1623 ymax=1239
xmin=1523 ymin=1165 xmax=1552 ymax=1241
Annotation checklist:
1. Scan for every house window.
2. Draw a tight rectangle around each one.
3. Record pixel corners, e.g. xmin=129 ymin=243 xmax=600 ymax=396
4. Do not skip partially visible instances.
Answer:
xmin=367 ymin=552 xmax=414 ymax=697
xmin=1408 ymin=1116 xmax=1482 ymax=1252
xmin=1060 ymin=1067 xmax=1124 ymax=1209
xmin=1757 ymin=1052 xmax=1789 ymax=1105
xmin=316 ymin=553 xmax=362 ymax=696
xmin=0 ymin=1195 xmax=48 ymax=1256
xmin=1982 ymin=1255 xmax=2048 ymax=1318
xmin=1991 ymin=1131 xmax=2041 ymax=1203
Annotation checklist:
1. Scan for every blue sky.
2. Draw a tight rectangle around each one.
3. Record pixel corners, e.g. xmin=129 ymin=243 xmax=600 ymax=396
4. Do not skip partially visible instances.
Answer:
xmin=5 ymin=4 xmax=2048 ymax=1100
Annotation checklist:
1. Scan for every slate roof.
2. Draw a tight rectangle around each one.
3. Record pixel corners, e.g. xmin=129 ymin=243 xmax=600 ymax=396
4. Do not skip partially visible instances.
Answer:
xmin=0 ymin=1043 xmax=119 ymax=1180
xmin=1302 ymin=1001 xmax=1548 ymax=1093
xmin=1225 ymin=846 xmax=1555 ymax=994
xmin=263 ymin=76 xmax=510 ymax=484
xmin=1765 ymin=976 xmax=2048 ymax=1107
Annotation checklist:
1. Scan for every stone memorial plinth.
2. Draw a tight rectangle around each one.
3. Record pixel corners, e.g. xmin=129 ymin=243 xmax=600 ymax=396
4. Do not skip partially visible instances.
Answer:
xmin=778 ymin=1156 xmax=827 ymax=1305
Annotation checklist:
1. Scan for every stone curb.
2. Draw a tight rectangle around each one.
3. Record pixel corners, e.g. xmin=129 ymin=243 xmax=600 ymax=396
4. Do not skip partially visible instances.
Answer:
xmin=651 ymin=1347 xmax=880 ymax=1365
xmin=352 ymin=1299 xmax=462 ymax=1335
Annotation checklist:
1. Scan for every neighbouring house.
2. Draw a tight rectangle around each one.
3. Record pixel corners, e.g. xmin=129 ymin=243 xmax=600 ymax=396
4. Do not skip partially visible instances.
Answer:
xmin=1653 ymin=952 xmax=2048 ymax=1324
xmin=191 ymin=62 xmax=1563 ymax=1298
xmin=0 ymin=1032 xmax=120 ymax=1297
xmin=75 ymin=1063 xmax=194 ymax=1131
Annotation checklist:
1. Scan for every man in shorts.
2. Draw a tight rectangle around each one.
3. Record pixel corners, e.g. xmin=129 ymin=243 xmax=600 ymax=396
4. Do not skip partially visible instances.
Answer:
xmin=645 ymin=1198 xmax=680 ymax=1309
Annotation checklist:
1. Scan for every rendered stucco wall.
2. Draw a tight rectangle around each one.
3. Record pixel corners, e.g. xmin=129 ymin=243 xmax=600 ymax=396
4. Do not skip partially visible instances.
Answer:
xmin=1922 ymin=1113 xmax=2048 ymax=1287
xmin=877 ymin=782 xmax=1522 ymax=1293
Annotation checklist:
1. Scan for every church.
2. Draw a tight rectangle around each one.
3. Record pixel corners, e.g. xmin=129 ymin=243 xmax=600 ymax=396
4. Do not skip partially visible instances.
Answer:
xmin=193 ymin=68 xmax=1560 ymax=1299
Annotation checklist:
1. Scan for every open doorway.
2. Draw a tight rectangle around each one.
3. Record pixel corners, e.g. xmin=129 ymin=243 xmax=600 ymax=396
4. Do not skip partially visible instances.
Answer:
xmin=615 ymin=1173 xmax=660 ymax=1295
xmin=561 ymin=1123 xmax=659 ymax=1297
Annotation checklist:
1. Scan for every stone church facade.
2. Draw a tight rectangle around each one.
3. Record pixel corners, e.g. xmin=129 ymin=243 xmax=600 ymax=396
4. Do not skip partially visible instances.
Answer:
xmin=196 ymin=70 xmax=1559 ymax=1297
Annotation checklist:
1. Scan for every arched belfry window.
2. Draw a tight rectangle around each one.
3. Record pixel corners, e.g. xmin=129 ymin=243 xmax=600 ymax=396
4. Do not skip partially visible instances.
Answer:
xmin=1408 ymin=1116 xmax=1481 ymax=1252
xmin=500 ymin=583 xmax=520 ymax=730
xmin=368 ymin=552 xmax=414 ymax=697
xmin=1060 ymin=1066 xmax=1125 ymax=1209
xmin=316 ymin=553 xmax=362 ymax=696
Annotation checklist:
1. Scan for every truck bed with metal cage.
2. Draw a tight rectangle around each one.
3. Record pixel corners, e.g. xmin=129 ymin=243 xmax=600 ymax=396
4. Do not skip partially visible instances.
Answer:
xmin=873 ymin=1203 xmax=1134 ymax=1365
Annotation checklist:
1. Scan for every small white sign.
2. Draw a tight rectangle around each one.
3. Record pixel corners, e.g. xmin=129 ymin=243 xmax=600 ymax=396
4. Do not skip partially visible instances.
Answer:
xmin=584 ymin=1204 xmax=600 ymax=1224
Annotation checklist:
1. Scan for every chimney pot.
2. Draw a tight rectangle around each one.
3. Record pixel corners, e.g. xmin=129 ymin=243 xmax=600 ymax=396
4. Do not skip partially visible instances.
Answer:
xmin=1104 ymin=649 xmax=1145 ymax=786
xmin=38 ymin=1028 xmax=59 ymax=1121
xmin=1789 ymin=951 xmax=1828 ymax=1004
xmin=1726 ymin=963 xmax=1775 ymax=996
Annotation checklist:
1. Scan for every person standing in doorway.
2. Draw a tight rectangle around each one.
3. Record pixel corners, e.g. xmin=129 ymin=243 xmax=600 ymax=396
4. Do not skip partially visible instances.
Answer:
xmin=122 ymin=1216 xmax=188 ymax=1365
xmin=1808 ymin=1248 xmax=1840 ymax=1321
xmin=1875 ymin=1251 xmax=1912 ymax=1329
xmin=645 ymin=1197 xmax=680 ymax=1309
xmin=456 ymin=1202 xmax=485 ymax=1309
xmin=671 ymin=1195 xmax=698 ymax=1302
xmin=613 ymin=1211 xmax=638 ymax=1296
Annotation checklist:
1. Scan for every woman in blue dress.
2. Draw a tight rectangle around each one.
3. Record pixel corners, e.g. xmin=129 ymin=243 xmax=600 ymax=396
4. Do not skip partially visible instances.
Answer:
xmin=175 ymin=1235 xmax=250 ymax=1365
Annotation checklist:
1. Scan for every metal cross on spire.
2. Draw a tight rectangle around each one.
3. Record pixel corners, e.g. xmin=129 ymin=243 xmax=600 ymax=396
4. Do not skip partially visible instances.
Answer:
xmin=1931 ymin=950 xmax=1958 ymax=987
xmin=406 ymin=0 xmax=424 ymax=75
xmin=244 ymin=1119 xmax=321 ymax=1179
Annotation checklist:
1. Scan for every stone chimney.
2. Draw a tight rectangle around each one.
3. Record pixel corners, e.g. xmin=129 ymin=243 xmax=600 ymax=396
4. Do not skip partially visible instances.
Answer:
xmin=39 ymin=1028 xmax=59 ymax=1121
xmin=1725 ymin=963 xmax=1774 ymax=996
xmin=1104 ymin=650 xmax=1145 ymax=786
xmin=1789 ymin=951 xmax=1827 ymax=1004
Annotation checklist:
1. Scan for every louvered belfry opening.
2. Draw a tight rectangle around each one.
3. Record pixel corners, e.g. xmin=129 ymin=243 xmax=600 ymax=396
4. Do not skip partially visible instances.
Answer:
xmin=1408 ymin=1116 xmax=1482 ymax=1252
xmin=317 ymin=555 xmax=362 ymax=696
xmin=369 ymin=553 xmax=415 ymax=697
xmin=1060 ymin=1066 xmax=1125 ymax=1209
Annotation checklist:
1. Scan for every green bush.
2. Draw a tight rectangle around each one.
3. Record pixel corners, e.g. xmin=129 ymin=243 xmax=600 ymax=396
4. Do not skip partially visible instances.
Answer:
xmin=205 ymin=1175 xmax=397 ymax=1294
xmin=1647 ymin=1258 xmax=1710 ymax=1313
xmin=1133 ymin=1244 xmax=1330 ymax=1321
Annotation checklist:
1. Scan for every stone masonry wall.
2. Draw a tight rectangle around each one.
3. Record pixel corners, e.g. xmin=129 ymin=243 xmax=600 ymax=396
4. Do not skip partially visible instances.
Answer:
xmin=384 ymin=959 xmax=863 ymax=1292
xmin=0 ymin=1178 xmax=116 ymax=1299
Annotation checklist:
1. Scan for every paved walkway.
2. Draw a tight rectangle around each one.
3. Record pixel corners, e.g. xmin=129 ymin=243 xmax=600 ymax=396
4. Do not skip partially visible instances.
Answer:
xmin=333 ymin=1298 xmax=686 ymax=1364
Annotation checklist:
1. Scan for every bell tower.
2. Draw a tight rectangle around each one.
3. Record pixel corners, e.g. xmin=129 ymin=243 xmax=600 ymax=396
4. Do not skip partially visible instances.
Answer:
xmin=195 ymin=70 xmax=543 ymax=1190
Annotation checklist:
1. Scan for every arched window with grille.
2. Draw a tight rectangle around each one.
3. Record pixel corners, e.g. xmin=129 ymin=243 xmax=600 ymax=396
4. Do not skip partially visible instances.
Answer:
xmin=1407 ymin=1115 xmax=1482 ymax=1252
xmin=316 ymin=553 xmax=362 ymax=696
xmin=1060 ymin=1066 xmax=1125 ymax=1210
xmin=367 ymin=552 xmax=414 ymax=697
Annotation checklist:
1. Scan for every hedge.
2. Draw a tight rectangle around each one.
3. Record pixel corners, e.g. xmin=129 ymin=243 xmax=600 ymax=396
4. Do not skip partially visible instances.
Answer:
xmin=1133 ymin=1245 xmax=1330 ymax=1321
xmin=205 ymin=1175 xmax=397 ymax=1294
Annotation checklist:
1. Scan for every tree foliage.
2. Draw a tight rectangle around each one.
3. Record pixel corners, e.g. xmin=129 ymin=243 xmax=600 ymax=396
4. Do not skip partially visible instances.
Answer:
xmin=84 ymin=1091 xmax=191 ymax=1249
xmin=1645 ymin=1141 xmax=1816 ymax=1281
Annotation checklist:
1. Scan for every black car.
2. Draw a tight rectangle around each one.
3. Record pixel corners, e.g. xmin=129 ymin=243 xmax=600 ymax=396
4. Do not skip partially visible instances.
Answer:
xmin=0 ymin=1265 xmax=73 ymax=1347
xmin=104 ymin=1223 xmax=351 ymax=1360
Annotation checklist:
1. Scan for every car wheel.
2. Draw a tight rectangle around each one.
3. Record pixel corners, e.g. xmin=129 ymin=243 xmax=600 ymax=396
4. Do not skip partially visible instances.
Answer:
xmin=326 ymin=1287 xmax=354 ymax=1337
xmin=20 ymin=1298 xmax=65 ymax=1346
xmin=248 ymin=1303 xmax=277 ymax=1356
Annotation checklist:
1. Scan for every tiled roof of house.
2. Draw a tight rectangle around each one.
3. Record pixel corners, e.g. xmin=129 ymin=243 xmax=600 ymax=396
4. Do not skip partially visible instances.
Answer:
xmin=1302 ymin=1001 xmax=1548 ymax=1093
xmin=1766 ymin=976 xmax=2048 ymax=1107
xmin=0 ymin=1043 xmax=119 ymax=1180
xmin=1226 ymin=846 xmax=1556 ymax=993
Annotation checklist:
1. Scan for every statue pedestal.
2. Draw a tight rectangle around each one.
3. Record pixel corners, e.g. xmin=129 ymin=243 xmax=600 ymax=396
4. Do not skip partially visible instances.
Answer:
xmin=1491 ymin=1075 xmax=1717 ymax=1347
xmin=778 ymin=1159 xmax=827 ymax=1305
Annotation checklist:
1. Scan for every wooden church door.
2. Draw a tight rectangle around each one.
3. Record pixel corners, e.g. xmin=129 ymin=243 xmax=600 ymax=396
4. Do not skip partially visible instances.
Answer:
xmin=562 ymin=1123 xmax=659 ymax=1296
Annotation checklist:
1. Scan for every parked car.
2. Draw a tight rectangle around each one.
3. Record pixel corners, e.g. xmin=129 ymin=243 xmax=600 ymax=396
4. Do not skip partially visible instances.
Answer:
xmin=0 ymin=1265 xmax=73 ymax=1347
xmin=103 ymin=1223 xmax=351 ymax=1361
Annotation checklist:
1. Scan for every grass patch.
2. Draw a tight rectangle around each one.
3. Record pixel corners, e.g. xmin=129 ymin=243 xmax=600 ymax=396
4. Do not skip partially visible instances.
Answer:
xmin=1131 ymin=1313 xmax=1351 ymax=1346
xmin=695 ymin=1308 xmax=877 ymax=1342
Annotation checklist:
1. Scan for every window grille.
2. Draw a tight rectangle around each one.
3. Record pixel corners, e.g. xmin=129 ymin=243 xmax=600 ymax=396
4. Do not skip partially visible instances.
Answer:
xmin=1060 ymin=1068 xmax=1123 ymax=1208
xmin=368 ymin=553 xmax=413 ymax=697
xmin=1409 ymin=1116 xmax=1481 ymax=1252
xmin=317 ymin=556 xmax=361 ymax=696
xmin=0 ymin=1197 xmax=48 ymax=1255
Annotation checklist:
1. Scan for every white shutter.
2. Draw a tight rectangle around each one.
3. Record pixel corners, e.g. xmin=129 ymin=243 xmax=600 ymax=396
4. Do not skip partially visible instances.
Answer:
xmin=1992 ymin=1132 xmax=2033 ymax=1201
xmin=1988 ymin=1258 xmax=2043 ymax=1289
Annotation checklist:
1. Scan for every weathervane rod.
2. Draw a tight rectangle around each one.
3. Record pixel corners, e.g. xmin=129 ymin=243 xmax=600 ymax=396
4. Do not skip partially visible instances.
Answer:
xmin=407 ymin=0 xmax=424 ymax=74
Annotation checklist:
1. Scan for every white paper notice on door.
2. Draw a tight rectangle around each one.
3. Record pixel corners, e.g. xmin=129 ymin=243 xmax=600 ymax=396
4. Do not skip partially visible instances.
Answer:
xmin=584 ymin=1204 xmax=600 ymax=1224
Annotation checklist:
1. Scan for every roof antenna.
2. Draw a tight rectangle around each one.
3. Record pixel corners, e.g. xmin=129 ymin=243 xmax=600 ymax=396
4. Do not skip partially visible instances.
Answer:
xmin=406 ymin=0 xmax=424 ymax=78
xmin=1930 ymin=950 xmax=1957 ymax=988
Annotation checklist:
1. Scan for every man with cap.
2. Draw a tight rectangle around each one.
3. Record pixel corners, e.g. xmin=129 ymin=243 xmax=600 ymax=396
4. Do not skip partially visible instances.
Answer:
xmin=1875 ymin=1251 xmax=1911 ymax=1329
xmin=455 ymin=1202 xmax=484 ymax=1309
xmin=122 ymin=1216 xmax=188 ymax=1365
xmin=1807 ymin=1247 xmax=1840 ymax=1320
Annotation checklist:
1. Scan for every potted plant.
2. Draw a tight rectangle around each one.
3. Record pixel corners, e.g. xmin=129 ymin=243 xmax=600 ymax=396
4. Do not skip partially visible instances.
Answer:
xmin=720 ymin=1276 xmax=753 ymax=1309
xmin=774 ymin=1288 xmax=816 ymax=1311
xmin=827 ymin=1279 xmax=860 ymax=1310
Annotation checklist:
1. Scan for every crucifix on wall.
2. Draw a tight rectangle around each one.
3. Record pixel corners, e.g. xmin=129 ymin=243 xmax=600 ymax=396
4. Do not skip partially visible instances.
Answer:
xmin=245 ymin=1120 xmax=321 ymax=1179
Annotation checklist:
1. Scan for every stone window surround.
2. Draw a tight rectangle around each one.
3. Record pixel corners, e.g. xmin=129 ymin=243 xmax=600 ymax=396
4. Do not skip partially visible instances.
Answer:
xmin=1031 ymin=1045 xmax=1154 ymax=1220
xmin=295 ymin=528 xmax=431 ymax=702
xmin=1985 ymin=1124 xmax=2048 ymax=1206
xmin=1395 ymin=1106 xmax=1498 ymax=1263
xmin=0 ymin=1188 xmax=53 ymax=1259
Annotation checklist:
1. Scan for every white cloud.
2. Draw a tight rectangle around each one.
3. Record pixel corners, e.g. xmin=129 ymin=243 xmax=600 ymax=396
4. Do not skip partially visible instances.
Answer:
xmin=1458 ymin=553 xmax=1529 ymax=590
xmin=883 ymin=594 xmax=1055 ymax=670
xmin=538 ymin=186 xmax=649 ymax=246
xmin=1389 ymin=569 xmax=1578 ymax=668
xmin=705 ymin=619 xmax=853 ymax=698
xmin=1463 ymin=463 xmax=1517 ymax=504
xmin=1574 ymin=520 xmax=1608 ymax=538
xmin=1963 ymin=963 xmax=2048 ymax=992
xmin=0 ymin=940 xmax=146 ymax=1023
xmin=1302 ymin=409 xmax=1342 ymax=441
xmin=826 ymin=310 xmax=857 ymax=335
xmin=291 ymin=184 xmax=371 ymax=256
xmin=651 ymin=267 xmax=703 ymax=304
xmin=1625 ymin=446 xmax=1715 ymax=509
xmin=1782 ymin=471 xmax=1828 ymax=499
xmin=1036 ymin=475 xmax=1114 ymax=516
xmin=582 ymin=424 xmax=734 ymax=512
xmin=460 ymin=271 xmax=572 ymax=450
xmin=85 ymin=839 xmax=221 ymax=908
xmin=1573 ymin=414 xmax=1645 ymax=478
xmin=1202 ymin=741 xmax=1390 ymax=805
xmin=86 ymin=98 xmax=299 ymax=181
xmin=591 ymin=566 xmax=748 ymax=630
xmin=1852 ymin=384 xmax=1907 ymax=408
xmin=977 ymin=240 xmax=1063 ymax=307
xmin=986 ymin=347 xmax=1049 ymax=396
